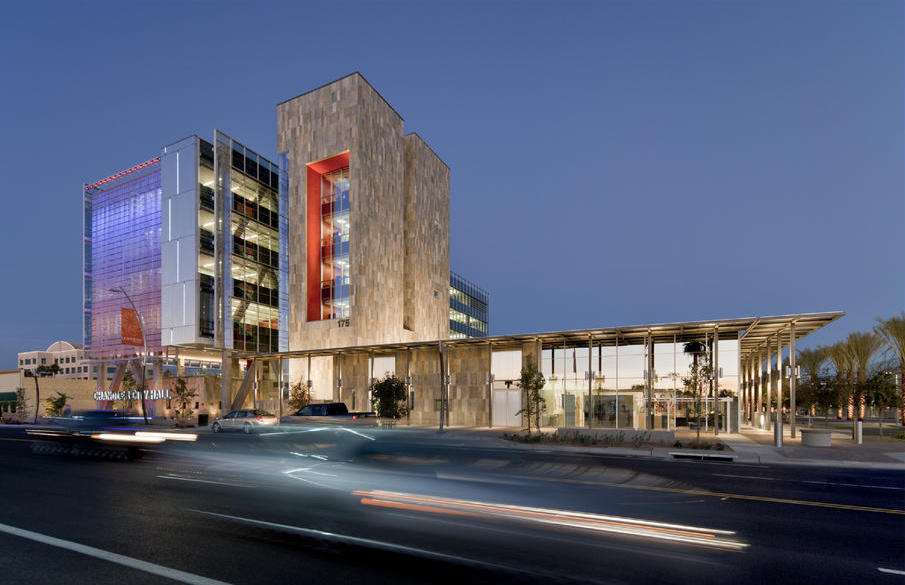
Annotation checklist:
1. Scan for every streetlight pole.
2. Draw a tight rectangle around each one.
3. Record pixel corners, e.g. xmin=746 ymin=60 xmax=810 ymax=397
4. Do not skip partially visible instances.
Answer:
xmin=109 ymin=287 xmax=149 ymax=425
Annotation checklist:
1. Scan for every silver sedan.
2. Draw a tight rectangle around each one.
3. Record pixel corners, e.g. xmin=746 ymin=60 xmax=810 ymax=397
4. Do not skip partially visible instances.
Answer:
xmin=211 ymin=409 xmax=279 ymax=434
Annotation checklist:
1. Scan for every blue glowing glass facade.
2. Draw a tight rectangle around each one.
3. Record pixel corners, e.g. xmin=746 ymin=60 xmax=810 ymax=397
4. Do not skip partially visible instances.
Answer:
xmin=83 ymin=163 xmax=163 ymax=358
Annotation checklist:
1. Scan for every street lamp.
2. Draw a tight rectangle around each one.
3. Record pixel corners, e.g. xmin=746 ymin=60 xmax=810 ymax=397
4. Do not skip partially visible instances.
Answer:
xmin=108 ymin=287 xmax=149 ymax=425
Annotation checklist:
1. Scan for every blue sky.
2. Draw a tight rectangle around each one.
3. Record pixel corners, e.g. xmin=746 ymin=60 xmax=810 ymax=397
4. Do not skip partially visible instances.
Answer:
xmin=0 ymin=0 xmax=902 ymax=368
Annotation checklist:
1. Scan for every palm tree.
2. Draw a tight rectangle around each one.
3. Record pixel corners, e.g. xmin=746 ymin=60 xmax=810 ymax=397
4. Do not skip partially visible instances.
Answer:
xmin=875 ymin=312 xmax=905 ymax=425
xmin=844 ymin=332 xmax=883 ymax=436
xmin=826 ymin=342 xmax=852 ymax=420
xmin=796 ymin=347 xmax=826 ymax=421
xmin=683 ymin=341 xmax=707 ymax=443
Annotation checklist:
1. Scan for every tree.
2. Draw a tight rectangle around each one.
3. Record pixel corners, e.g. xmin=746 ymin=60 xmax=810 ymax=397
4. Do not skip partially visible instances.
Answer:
xmin=171 ymin=378 xmax=196 ymax=427
xmin=14 ymin=388 xmax=27 ymax=422
xmin=370 ymin=375 xmax=408 ymax=420
xmin=35 ymin=364 xmax=59 ymax=377
xmin=682 ymin=341 xmax=711 ymax=444
xmin=844 ymin=331 xmax=882 ymax=430
xmin=795 ymin=347 xmax=827 ymax=417
xmin=862 ymin=364 xmax=901 ymax=435
xmin=115 ymin=370 xmax=137 ymax=411
xmin=826 ymin=343 xmax=852 ymax=419
xmin=875 ymin=312 xmax=905 ymax=425
xmin=23 ymin=369 xmax=39 ymax=423
xmin=516 ymin=356 xmax=546 ymax=433
xmin=288 ymin=381 xmax=311 ymax=413
xmin=43 ymin=392 xmax=69 ymax=417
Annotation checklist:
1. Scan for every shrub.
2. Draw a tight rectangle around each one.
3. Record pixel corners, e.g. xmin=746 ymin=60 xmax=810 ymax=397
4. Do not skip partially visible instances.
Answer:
xmin=370 ymin=375 xmax=408 ymax=420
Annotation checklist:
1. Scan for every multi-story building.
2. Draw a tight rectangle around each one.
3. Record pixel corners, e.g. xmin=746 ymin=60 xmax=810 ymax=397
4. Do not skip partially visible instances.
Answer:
xmin=277 ymin=73 xmax=452 ymax=351
xmin=81 ymin=73 xmax=489 ymax=415
xmin=276 ymin=73 xmax=493 ymax=401
xmin=82 ymin=132 xmax=287 ymax=413
xmin=17 ymin=341 xmax=92 ymax=379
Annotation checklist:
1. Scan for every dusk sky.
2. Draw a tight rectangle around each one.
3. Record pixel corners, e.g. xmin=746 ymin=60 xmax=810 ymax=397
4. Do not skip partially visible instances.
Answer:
xmin=0 ymin=0 xmax=901 ymax=369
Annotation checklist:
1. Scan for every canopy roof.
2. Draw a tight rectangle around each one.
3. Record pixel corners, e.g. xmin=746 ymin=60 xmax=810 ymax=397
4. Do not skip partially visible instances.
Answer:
xmin=240 ymin=311 xmax=844 ymax=364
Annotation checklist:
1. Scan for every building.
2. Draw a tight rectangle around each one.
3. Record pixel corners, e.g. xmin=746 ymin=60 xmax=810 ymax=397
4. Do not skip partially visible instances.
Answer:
xmin=276 ymin=73 xmax=493 ymax=403
xmin=17 ymin=341 xmax=92 ymax=379
xmin=82 ymin=74 xmax=490 ymax=416
xmin=82 ymin=132 xmax=287 ymax=416
xmin=77 ymin=73 xmax=847 ymax=435
xmin=237 ymin=311 xmax=844 ymax=431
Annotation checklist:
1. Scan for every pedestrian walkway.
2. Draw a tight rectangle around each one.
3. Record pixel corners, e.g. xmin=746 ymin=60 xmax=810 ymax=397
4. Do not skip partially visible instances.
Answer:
xmin=421 ymin=424 xmax=905 ymax=470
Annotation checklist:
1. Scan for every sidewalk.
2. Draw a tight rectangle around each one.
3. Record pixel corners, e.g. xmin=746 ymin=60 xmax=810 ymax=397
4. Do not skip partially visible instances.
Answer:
xmin=391 ymin=424 xmax=905 ymax=470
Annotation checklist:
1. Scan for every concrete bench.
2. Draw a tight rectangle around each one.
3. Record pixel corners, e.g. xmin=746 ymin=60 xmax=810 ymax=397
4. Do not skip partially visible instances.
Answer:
xmin=669 ymin=450 xmax=737 ymax=462
xmin=800 ymin=429 xmax=833 ymax=447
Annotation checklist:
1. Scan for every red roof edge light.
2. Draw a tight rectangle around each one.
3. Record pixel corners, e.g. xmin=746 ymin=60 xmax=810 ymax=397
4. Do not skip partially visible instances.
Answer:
xmin=86 ymin=157 xmax=161 ymax=191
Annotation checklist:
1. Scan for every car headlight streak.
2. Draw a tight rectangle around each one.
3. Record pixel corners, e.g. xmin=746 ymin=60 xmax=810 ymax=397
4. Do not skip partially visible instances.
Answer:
xmin=353 ymin=490 xmax=748 ymax=551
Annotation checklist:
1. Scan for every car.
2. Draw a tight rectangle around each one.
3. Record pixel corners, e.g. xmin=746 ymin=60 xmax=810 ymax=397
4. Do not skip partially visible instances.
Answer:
xmin=280 ymin=402 xmax=378 ymax=426
xmin=211 ymin=409 xmax=279 ymax=434
xmin=61 ymin=409 xmax=144 ymax=434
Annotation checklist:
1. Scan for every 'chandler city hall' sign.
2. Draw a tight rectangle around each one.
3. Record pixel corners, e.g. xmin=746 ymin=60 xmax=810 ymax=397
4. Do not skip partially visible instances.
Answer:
xmin=93 ymin=389 xmax=171 ymax=401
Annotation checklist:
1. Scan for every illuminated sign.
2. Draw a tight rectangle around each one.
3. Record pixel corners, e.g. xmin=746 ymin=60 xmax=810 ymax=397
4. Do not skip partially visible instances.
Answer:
xmin=93 ymin=389 xmax=171 ymax=401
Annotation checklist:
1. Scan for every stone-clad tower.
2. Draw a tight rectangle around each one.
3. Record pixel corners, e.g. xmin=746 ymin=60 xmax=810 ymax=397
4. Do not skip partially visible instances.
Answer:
xmin=277 ymin=73 xmax=449 ymax=396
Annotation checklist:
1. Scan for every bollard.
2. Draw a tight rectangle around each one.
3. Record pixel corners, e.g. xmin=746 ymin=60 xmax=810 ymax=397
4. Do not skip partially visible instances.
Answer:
xmin=774 ymin=416 xmax=783 ymax=447
xmin=855 ymin=420 xmax=863 ymax=445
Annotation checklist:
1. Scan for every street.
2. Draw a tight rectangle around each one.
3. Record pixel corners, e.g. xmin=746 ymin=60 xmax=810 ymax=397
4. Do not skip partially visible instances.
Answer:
xmin=0 ymin=425 xmax=902 ymax=585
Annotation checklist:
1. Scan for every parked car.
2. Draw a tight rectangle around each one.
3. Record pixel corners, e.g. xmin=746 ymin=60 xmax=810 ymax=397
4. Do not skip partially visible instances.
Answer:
xmin=281 ymin=402 xmax=378 ymax=426
xmin=211 ymin=409 xmax=279 ymax=434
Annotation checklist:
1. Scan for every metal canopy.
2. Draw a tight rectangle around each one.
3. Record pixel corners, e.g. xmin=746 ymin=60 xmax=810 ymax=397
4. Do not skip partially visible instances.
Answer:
xmin=237 ymin=311 xmax=844 ymax=364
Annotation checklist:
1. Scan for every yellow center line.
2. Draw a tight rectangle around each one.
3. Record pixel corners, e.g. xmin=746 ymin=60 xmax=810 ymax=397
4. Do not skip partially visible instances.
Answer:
xmin=502 ymin=474 xmax=905 ymax=515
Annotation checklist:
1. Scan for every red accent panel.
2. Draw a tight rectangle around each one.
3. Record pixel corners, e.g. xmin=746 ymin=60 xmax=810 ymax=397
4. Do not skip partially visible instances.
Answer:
xmin=306 ymin=166 xmax=321 ymax=321
xmin=306 ymin=151 xmax=350 ymax=321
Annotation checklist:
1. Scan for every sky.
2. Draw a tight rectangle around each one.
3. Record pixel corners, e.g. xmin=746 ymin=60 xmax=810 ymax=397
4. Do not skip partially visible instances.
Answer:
xmin=0 ymin=0 xmax=902 ymax=369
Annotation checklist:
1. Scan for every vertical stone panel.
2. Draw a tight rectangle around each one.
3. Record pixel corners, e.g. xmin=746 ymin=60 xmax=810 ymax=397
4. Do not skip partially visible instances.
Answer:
xmin=403 ymin=134 xmax=450 ymax=339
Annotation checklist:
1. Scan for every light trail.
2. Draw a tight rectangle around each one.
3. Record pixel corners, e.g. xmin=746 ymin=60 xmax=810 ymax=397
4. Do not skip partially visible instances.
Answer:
xmin=353 ymin=490 xmax=748 ymax=551
xmin=136 ymin=431 xmax=198 ymax=442
xmin=90 ymin=433 xmax=165 ymax=444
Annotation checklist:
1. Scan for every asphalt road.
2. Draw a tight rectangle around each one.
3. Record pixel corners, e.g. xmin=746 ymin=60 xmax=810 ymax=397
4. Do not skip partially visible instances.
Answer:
xmin=0 ymin=425 xmax=903 ymax=585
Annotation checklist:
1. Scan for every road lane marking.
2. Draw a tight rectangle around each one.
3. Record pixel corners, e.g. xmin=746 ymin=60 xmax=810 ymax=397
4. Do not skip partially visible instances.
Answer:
xmin=0 ymin=521 xmax=232 ymax=585
xmin=190 ymin=509 xmax=580 ymax=581
xmin=714 ymin=473 xmax=905 ymax=491
xmin=156 ymin=475 xmax=254 ymax=488
xmin=502 ymin=474 xmax=905 ymax=515
xmin=803 ymin=480 xmax=904 ymax=491
xmin=878 ymin=567 xmax=905 ymax=576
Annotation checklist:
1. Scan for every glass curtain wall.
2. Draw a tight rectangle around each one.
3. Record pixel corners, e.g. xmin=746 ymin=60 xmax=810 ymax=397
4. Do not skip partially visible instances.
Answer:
xmin=539 ymin=339 xmax=739 ymax=430
xmin=85 ymin=166 xmax=162 ymax=358
xmin=212 ymin=131 xmax=283 ymax=353
xmin=320 ymin=166 xmax=350 ymax=319
xmin=449 ymin=271 xmax=489 ymax=339
xmin=198 ymin=139 xmax=216 ymax=339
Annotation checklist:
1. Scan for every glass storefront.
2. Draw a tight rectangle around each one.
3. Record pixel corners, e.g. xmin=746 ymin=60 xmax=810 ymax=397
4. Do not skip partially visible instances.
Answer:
xmin=539 ymin=339 xmax=739 ymax=430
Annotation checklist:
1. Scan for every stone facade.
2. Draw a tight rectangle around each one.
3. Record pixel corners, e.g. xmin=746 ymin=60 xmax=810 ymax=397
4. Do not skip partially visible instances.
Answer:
xmin=277 ymin=73 xmax=450 ymax=392
xmin=403 ymin=133 xmax=450 ymax=339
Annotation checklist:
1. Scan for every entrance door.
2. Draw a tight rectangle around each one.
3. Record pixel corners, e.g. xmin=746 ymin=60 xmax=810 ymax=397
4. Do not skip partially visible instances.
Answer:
xmin=492 ymin=387 xmax=521 ymax=427
xmin=563 ymin=394 xmax=576 ymax=427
